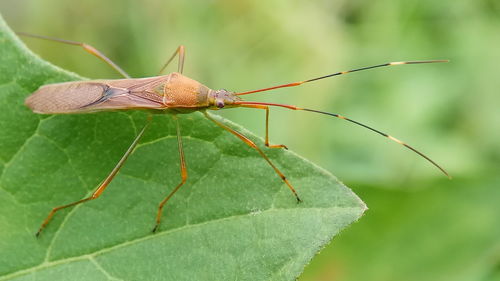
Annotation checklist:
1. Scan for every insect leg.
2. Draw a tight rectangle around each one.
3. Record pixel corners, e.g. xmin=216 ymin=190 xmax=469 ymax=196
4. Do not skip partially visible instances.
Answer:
xmin=152 ymin=115 xmax=188 ymax=233
xmin=203 ymin=111 xmax=301 ymax=202
xmin=35 ymin=116 xmax=152 ymax=237
xmin=238 ymin=104 xmax=288 ymax=149
xmin=16 ymin=32 xmax=130 ymax=78
xmin=157 ymin=45 xmax=186 ymax=75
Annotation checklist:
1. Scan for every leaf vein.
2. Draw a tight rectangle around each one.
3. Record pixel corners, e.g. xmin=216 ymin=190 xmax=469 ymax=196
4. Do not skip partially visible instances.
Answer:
xmin=0 ymin=206 xmax=359 ymax=281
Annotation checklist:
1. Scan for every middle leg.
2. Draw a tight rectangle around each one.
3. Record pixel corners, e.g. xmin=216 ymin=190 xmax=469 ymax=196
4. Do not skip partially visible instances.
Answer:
xmin=152 ymin=115 xmax=188 ymax=233
xmin=157 ymin=45 xmax=186 ymax=75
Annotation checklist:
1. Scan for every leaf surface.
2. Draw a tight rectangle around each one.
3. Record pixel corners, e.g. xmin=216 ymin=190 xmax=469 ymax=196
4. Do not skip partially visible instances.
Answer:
xmin=0 ymin=15 xmax=365 ymax=281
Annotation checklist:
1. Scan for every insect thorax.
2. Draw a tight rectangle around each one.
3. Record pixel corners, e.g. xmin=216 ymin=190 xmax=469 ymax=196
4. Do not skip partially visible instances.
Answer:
xmin=162 ymin=73 xmax=211 ymax=108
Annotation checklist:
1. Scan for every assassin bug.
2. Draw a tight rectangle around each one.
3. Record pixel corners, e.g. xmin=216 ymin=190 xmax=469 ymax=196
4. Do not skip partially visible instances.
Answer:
xmin=18 ymin=32 xmax=450 ymax=236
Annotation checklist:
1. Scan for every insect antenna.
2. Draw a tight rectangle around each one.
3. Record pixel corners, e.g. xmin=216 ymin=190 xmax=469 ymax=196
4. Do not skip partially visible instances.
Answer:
xmin=234 ymin=101 xmax=451 ymax=179
xmin=235 ymin=60 xmax=448 ymax=96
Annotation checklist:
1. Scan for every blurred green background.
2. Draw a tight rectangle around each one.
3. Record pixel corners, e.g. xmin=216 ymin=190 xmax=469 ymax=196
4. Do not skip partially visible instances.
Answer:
xmin=1 ymin=0 xmax=499 ymax=280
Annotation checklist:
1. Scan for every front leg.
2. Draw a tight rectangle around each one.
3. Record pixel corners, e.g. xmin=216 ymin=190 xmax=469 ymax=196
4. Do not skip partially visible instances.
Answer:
xmin=240 ymin=104 xmax=288 ymax=149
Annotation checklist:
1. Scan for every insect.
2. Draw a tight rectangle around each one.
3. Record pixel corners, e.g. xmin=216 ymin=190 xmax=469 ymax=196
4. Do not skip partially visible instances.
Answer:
xmin=18 ymin=32 xmax=450 ymax=237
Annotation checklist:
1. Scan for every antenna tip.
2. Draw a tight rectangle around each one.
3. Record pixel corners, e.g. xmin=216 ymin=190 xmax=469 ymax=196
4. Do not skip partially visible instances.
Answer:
xmin=431 ymin=59 xmax=450 ymax=63
xmin=440 ymin=169 xmax=452 ymax=179
xmin=390 ymin=60 xmax=450 ymax=66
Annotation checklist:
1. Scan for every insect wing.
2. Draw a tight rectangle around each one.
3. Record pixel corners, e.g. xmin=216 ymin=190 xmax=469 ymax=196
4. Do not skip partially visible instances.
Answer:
xmin=25 ymin=76 xmax=171 ymax=114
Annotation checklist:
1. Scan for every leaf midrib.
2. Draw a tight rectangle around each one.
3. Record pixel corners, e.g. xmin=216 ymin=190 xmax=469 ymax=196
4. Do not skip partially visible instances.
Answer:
xmin=0 ymin=205 xmax=358 ymax=281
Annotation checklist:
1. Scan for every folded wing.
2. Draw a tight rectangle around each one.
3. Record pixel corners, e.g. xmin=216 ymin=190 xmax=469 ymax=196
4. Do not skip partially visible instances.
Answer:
xmin=25 ymin=76 xmax=169 ymax=114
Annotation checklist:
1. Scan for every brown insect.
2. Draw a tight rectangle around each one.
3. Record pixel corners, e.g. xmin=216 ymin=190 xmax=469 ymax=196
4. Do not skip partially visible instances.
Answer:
xmin=18 ymin=32 xmax=450 ymax=237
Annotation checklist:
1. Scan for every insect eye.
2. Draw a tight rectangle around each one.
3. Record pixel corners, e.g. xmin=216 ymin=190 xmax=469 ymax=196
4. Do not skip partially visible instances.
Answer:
xmin=216 ymin=100 xmax=225 ymax=108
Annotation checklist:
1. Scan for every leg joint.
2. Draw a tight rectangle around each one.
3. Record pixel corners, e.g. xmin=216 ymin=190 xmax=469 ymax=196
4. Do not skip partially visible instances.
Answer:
xmin=180 ymin=172 xmax=188 ymax=182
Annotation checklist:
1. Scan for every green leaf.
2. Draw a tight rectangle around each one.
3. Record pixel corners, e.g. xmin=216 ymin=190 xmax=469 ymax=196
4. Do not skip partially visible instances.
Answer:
xmin=0 ymin=15 xmax=365 ymax=281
